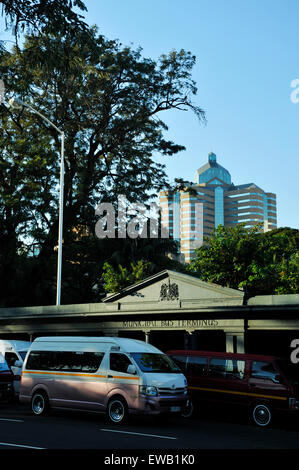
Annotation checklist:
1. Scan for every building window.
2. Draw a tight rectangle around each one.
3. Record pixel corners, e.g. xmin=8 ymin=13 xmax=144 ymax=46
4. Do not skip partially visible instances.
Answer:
xmin=214 ymin=186 xmax=224 ymax=227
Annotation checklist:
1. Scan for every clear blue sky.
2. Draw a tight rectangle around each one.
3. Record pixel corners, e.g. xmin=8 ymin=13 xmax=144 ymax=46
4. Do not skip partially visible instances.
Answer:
xmin=82 ymin=0 xmax=299 ymax=229
xmin=1 ymin=0 xmax=299 ymax=228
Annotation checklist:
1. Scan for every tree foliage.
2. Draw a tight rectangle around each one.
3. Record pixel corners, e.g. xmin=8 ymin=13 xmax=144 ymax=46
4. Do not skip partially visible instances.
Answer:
xmin=0 ymin=0 xmax=88 ymax=40
xmin=0 ymin=25 xmax=203 ymax=306
xmin=102 ymin=259 xmax=155 ymax=293
xmin=187 ymin=225 xmax=299 ymax=296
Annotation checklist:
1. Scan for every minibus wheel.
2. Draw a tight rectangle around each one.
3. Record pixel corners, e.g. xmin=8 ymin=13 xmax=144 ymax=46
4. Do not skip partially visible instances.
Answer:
xmin=181 ymin=399 xmax=194 ymax=418
xmin=107 ymin=397 xmax=128 ymax=424
xmin=251 ymin=403 xmax=272 ymax=427
xmin=31 ymin=391 xmax=49 ymax=416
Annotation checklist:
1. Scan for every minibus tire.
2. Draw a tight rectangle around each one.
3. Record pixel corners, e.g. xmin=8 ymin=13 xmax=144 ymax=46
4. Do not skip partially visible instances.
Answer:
xmin=31 ymin=391 xmax=49 ymax=416
xmin=251 ymin=403 xmax=272 ymax=427
xmin=181 ymin=399 xmax=194 ymax=418
xmin=107 ymin=397 xmax=128 ymax=424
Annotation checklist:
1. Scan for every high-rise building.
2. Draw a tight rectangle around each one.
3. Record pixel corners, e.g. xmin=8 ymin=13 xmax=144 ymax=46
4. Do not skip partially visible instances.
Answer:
xmin=159 ymin=152 xmax=277 ymax=262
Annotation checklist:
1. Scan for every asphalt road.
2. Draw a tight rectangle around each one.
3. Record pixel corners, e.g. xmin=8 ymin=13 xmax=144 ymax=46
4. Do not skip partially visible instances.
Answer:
xmin=0 ymin=401 xmax=299 ymax=452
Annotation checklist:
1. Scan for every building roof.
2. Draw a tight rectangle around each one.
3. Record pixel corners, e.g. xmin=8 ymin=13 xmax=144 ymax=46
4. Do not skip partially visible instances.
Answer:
xmin=196 ymin=152 xmax=232 ymax=185
xmin=102 ymin=269 xmax=244 ymax=305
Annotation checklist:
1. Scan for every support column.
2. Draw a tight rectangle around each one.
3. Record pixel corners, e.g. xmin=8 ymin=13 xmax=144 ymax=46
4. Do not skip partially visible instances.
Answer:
xmin=235 ymin=333 xmax=245 ymax=353
xmin=184 ymin=330 xmax=197 ymax=350
xmin=225 ymin=332 xmax=245 ymax=353
xmin=226 ymin=333 xmax=234 ymax=353
xmin=144 ymin=331 xmax=151 ymax=344
xmin=184 ymin=331 xmax=190 ymax=350
xmin=190 ymin=330 xmax=197 ymax=350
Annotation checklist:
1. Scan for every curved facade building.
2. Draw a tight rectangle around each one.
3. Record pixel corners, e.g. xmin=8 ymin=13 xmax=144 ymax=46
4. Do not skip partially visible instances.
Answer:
xmin=159 ymin=153 xmax=277 ymax=262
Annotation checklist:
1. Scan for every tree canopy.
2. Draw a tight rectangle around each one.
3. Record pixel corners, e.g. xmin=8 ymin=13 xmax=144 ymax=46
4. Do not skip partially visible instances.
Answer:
xmin=0 ymin=23 xmax=203 ymax=306
xmin=0 ymin=0 xmax=88 ymax=40
xmin=187 ymin=225 xmax=299 ymax=297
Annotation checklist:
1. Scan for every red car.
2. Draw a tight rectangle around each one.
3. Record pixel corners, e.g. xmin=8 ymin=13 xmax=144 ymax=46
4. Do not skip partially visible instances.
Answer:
xmin=0 ymin=353 xmax=14 ymax=401
xmin=167 ymin=350 xmax=299 ymax=427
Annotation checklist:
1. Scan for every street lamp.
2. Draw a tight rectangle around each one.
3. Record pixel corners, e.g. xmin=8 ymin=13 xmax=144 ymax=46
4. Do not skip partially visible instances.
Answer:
xmin=8 ymin=97 xmax=65 ymax=306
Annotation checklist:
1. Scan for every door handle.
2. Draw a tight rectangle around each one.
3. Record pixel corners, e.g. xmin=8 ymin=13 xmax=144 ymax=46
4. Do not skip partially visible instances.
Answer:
xmin=107 ymin=374 xmax=113 ymax=378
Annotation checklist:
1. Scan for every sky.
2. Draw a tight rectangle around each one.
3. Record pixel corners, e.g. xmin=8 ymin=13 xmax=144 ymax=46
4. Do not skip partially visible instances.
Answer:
xmin=1 ymin=0 xmax=299 ymax=229
xmin=81 ymin=0 xmax=299 ymax=229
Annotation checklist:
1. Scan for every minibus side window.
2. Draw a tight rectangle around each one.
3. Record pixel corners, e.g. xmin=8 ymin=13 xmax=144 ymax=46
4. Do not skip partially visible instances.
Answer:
xmin=209 ymin=358 xmax=226 ymax=378
xmin=209 ymin=358 xmax=245 ymax=380
xmin=170 ymin=355 xmax=187 ymax=373
xmin=81 ymin=352 xmax=105 ymax=372
xmin=187 ymin=356 xmax=207 ymax=376
xmin=251 ymin=361 xmax=278 ymax=381
xmin=26 ymin=350 xmax=104 ymax=373
xmin=26 ymin=351 xmax=50 ymax=370
xmin=225 ymin=360 xmax=245 ymax=380
xmin=110 ymin=353 xmax=133 ymax=374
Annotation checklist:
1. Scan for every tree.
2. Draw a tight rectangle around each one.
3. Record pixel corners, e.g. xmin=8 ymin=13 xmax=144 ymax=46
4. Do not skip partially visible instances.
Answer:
xmin=102 ymin=259 xmax=155 ymax=293
xmin=277 ymin=252 xmax=299 ymax=294
xmin=242 ymin=227 xmax=299 ymax=295
xmin=187 ymin=225 xmax=299 ymax=296
xmin=0 ymin=0 xmax=88 ymax=40
xmin=0 ymin=26 xmax=204 ymax=306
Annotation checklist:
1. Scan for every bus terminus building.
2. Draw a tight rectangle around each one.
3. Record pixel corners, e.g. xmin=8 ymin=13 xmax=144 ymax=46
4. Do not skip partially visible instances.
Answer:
xmin=0 ymin=270 xmax=298 ymax=360
xmin=159 ymin=152 xmax=277 ymax=262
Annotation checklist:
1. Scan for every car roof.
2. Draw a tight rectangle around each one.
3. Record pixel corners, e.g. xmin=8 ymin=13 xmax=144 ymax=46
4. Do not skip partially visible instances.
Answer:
xmin=32 ymin=336 xmax=162 ymax=353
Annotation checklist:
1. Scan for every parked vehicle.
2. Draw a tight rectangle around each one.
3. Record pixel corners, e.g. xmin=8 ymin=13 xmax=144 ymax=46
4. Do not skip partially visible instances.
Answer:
xmin=0 ymin=340 xmax=31 ymax=396
xmin=0 ymin=353 xmax=13 ymax=401
xmin=0 ymin=340 xmax=31 ymax=367
xmin=167 ymin=350 xmax=299 ymax=427
xmin=20 ymin=336 xmax=188 ymax=424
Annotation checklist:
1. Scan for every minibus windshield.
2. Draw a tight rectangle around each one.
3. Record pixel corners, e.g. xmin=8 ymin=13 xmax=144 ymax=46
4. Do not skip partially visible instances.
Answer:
xmin=277 ymin=360 xmax=299 ymax=386
xmin=0 ymin=354 xmax=10 ymax=372
xmin=131 ymin=353 xmax=181 ymax=373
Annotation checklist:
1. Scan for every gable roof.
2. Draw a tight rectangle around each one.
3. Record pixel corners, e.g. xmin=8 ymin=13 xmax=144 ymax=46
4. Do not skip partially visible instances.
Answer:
xmin=102 ymin=269 xmax=244 ymax=306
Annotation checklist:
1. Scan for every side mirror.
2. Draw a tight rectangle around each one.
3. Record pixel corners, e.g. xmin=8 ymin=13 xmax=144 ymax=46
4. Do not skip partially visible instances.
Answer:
xmin=127 ymin=364 xmax=137 ymax=375
xmin=14 ymin=360 xmax=22 ymax=368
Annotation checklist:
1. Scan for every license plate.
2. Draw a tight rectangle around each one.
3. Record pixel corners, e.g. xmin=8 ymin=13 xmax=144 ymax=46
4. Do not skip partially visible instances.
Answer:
xmin=170 ymin=406 xmax=181 ymax=412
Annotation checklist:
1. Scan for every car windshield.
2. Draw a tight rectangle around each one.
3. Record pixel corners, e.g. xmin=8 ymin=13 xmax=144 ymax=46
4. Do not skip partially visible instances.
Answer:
xmin=277 ymin=360 xmax=299 ymax=386
xmin=0 ymin=354 xmax=10 ymax=372
xmin=130 ymin=353 xmax=181 ymax=373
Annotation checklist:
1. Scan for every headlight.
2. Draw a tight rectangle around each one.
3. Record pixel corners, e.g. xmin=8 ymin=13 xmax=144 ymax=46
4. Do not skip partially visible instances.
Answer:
xmin=139 ymin=385 xmax=158 ymax=396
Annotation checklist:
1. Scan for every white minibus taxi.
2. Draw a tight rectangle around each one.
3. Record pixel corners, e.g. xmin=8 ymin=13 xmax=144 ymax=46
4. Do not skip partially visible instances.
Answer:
xmin=20 ymin=336 xmax=188 ymax=424
xmin=0 ymin=340 xmax=31 ymax=396
xmin=0 ymin=340 xmax=31 ymax=367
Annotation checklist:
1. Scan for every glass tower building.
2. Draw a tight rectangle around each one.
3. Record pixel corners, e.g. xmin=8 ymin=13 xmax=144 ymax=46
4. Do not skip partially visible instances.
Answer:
xmin=159 ymin=152 xmax=277 ymax=263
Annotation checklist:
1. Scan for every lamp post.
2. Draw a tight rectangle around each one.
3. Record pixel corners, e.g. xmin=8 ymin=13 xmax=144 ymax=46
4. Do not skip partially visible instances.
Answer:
xmin=9 ymin=97 xmax=65 ymax=306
